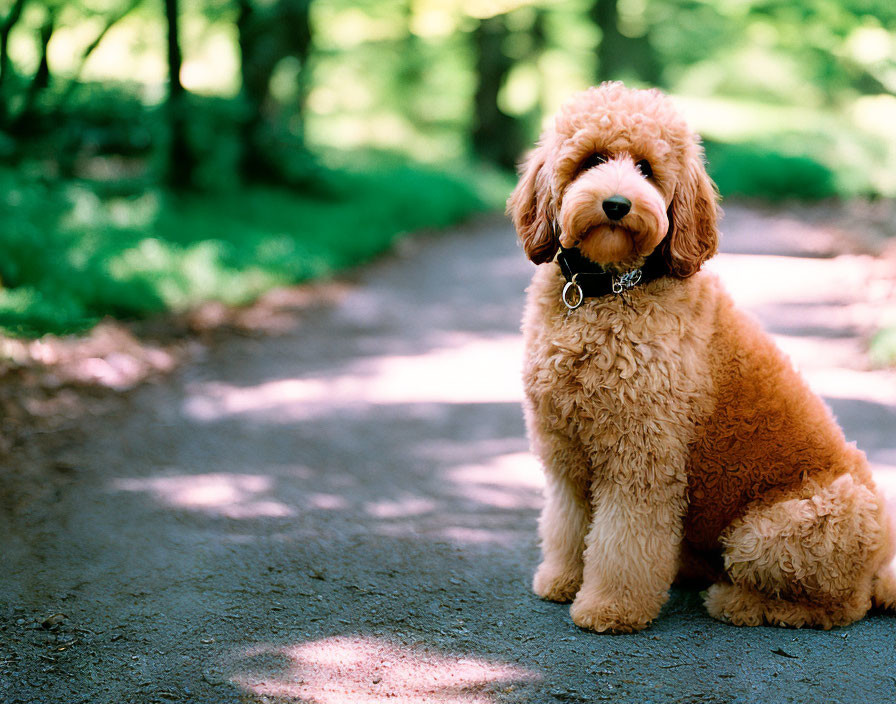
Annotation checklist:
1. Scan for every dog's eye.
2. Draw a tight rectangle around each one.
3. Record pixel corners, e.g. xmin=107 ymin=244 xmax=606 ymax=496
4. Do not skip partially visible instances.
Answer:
xmin=578 ymin=153 xmax=608 ymax=173
xmin=636 ymin=159 xmax=654 ymax=179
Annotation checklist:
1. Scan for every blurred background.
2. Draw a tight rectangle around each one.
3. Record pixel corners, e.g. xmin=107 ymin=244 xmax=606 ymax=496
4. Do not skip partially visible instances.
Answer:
xmin=1 ymin=0 xmax=895 ymax=341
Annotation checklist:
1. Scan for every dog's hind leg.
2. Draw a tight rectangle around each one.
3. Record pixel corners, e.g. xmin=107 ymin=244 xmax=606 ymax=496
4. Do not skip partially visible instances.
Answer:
xmin=872 ymin=564 xmax=896 ymax=610
xmin=871 ymin=506 xmax=896 ymax=610
xmin=705 ymin=474 xmax=891 ymax=628
xmin=533 ymin=474 xmax=589 ymax=603
xmin=703 ymin=581 xmax=872 ymax=629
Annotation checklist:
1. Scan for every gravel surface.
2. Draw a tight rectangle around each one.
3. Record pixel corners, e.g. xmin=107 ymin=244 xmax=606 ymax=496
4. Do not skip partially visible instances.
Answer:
xmin=1 ymin=205 xmax=895 ymax=703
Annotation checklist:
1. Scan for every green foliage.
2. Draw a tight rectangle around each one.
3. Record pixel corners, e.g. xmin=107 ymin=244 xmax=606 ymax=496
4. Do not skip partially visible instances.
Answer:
xmin=0 ymin=164 xmax=483 ymax=337
xmin=704 ymin=140 xmax=838 ymax=201
xmin=870 ymin=327 xmax=896 ymax=368
xmin=5 ymin=0 xmax=896 ymax=198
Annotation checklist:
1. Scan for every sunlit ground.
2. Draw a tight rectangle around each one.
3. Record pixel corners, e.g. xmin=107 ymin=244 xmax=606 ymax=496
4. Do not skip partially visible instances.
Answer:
xmin=229 ymin=636 xmax=540 ymax=704
xmin=182 ymin=333 xmax=526 ymax=423
xmin=111 ymin=449 xmax=543 ymax=531
xmin=114 ymin=473 xmax=295 ymax=519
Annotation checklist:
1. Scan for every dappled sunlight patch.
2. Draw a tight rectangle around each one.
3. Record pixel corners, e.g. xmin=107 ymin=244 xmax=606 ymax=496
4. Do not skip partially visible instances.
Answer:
xmin=365 ymin=496 xmax=438 ymax=519
xmin=443 ymin=452 xmax=543 ymax=512
xmin=184 ymin=378 xmax=328 ymax=421
xmin=113 ymin=472 xmax=294 ymax=518
xmin=310 ymin=493 xmax=351 ymax=511
xmin=453 ymin=484 xmax=540 ymax=511
xmin=229 ymin=636 xmax=539 ymax=704
xmin=770 ymin=333 xmax=867 ymax=374
xmin=370 ymin=521 xmax=528 ymax=546
xmin=708 ymin=253 xmax=873 ymax=307
xmin=344 ymin=337 xmax=524 ymax=405
xmin=806 ymin=367 xmax=896 ymax=406
xmin=183 ymin=336 xmax=524 ymax=422
xmin=436 ymin=527 xmax=525 ymax=545
xmin=448 ymin=452 xmax=543 ymax=491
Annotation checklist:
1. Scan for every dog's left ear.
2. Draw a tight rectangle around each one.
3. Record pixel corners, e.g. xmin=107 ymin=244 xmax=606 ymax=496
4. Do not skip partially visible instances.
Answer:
xmin=506 ymin=142 xmax=558 ymax=265
xmin=663 ymin=144 xmax=720 ymax=278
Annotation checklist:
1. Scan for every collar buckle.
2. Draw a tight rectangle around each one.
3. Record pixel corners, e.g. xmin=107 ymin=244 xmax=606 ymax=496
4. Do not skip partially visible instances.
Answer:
xmin=611 ymin=268 xmax=643 ymax=294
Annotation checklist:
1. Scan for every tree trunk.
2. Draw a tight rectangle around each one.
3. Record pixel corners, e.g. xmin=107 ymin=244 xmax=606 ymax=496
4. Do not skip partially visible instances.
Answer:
xmin=236 ymin=0 xmax=314 ymax=185
xmin=395 ymin=0 xmax=423 ymax=129
xmin=590 ymin=0 xmax=661 ymax=85
xmin=0 ymin=0 xmax=27 ymax=128
xmin=236 ymin=0 xmax=268 ymax=180
xmin=13 ymin=8 xmax=55 ymax=134
xmin=282 ymin=0 xmax=313 ymax=146
xmin=164 ymin=0 xmax=195 ymax=189
xmin=471 ymin=13 xmax=522 ymax=170
xmin=592 ymin=0 xmax=624 ymax=82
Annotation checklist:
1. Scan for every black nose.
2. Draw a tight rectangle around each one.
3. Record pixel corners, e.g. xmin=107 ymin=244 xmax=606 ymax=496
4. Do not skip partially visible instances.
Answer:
xmin=602 ymin=195 xmax=631 ymax=220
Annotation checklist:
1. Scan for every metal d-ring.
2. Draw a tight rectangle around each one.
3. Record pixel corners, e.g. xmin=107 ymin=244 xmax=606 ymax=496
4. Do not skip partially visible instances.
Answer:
xmin=562 ymin=277 xmax=584 ymax=310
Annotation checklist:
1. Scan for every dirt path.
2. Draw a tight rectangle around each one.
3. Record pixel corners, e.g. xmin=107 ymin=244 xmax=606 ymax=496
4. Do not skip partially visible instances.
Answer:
xmin=2 ymin=206 xmax=895 ymax=704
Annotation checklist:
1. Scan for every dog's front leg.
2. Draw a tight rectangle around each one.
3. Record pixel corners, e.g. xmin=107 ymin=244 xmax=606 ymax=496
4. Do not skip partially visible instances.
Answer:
xmin=533 ymin=474 xmax=589 ymax=602
xmin=571 ymin=479 xmax=687 ymax=633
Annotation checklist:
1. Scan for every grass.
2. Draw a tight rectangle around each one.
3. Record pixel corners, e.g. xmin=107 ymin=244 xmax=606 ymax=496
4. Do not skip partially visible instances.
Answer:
xmin=0 ymin=163 xmax=486 ymax=337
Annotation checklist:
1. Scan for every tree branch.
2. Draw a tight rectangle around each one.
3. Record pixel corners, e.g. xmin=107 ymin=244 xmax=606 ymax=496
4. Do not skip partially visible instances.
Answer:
xmin=13 ymin=5 xmax=56 ymax=131
xmin=61 ymin=0 xmax=143 ymax=104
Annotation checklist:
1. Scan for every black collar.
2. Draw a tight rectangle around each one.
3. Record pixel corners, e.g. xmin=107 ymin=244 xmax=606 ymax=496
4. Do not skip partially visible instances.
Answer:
xmin=556 ymin=246 xmax=669 ymax=310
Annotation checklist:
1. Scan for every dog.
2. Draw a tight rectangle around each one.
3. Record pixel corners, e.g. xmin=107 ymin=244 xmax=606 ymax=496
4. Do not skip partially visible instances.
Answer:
xmin=507 ymin=82 xmax=896 ymax=632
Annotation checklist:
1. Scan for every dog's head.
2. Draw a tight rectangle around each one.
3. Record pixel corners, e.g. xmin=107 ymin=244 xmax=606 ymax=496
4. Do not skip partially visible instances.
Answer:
xmin=507 ymin=82 xmax=719 ymax=276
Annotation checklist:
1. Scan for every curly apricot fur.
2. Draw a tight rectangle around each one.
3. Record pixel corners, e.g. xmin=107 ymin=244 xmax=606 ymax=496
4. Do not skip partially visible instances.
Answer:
xmin=509 ymin=83 xmax=896 ymax=632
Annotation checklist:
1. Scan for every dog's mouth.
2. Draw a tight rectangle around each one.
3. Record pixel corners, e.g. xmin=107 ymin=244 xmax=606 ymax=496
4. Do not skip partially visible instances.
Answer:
xmin=558 ymin=182 xmax=669 ymax=268
xmin=574 ymin=223 xmax=653 ymax=268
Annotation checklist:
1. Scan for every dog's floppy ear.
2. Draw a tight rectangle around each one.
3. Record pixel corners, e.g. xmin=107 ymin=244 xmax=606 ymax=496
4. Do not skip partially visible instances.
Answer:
xmin=662 ymin=144 xmax=720 ymax=278
xmin=506 ymin=142 xmax=558 ymax=265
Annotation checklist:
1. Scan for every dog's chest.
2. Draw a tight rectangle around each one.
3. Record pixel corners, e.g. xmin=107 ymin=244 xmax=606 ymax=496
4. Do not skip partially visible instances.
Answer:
xmin=522 ymin=269 xmax=711 ymax=444
xmin=532 ymin=314 xmax=675 ymax=408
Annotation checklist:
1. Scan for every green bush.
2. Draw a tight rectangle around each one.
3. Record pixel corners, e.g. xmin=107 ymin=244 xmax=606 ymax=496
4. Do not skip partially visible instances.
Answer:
xmin=704 ymin=139 xmax=838 ymax=201
xmin=0 ymin=163 xmax=484 ymax=337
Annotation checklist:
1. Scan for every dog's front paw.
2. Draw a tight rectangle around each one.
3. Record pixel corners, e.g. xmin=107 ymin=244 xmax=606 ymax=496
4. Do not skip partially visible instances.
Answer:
xmin=533 ymin=562 xmax=581 ymax=603
xmin=570 ymin=592 xmax=654 ymax=633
